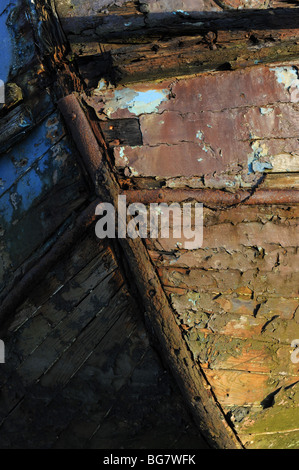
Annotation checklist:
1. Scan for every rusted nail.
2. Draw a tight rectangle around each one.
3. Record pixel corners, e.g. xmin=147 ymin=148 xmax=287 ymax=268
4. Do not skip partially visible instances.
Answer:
xmin=205 ymin=31 xmax=217 ymax=42
xmin=205 ymin=31 xmax=217 ymax=49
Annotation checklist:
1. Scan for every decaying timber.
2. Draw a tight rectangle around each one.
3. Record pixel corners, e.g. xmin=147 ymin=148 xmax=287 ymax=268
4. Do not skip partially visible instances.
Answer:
xmin=58 ymin=93 xmax=243 ymax=449
xmin=0 ymin=0 xmax=299 ymax=450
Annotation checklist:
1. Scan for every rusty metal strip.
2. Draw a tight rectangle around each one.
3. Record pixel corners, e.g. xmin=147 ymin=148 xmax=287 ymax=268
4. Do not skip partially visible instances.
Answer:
xmin=0 ymin=199 xmax=99 ymax=333
xmin=122 ymin=188 xmax=299 ymax=206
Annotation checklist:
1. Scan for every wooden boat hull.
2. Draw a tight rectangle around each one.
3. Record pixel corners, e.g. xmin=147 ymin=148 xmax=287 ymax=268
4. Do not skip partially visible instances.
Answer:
xmin=0 ymin=0 xmax=299 ymax=449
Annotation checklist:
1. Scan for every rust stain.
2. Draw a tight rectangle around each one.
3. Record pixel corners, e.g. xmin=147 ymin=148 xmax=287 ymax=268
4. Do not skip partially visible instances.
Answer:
xmin=122 ymin=188 xmax=299 ymax=206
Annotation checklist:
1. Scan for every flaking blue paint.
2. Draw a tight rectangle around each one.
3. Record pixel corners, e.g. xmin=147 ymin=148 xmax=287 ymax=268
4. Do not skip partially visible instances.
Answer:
xmin=0 ymin=1 xmax=16 ymax=84
xmin=0 ymin=112 xmax=64 ymax=197
xmin=16 ymin=168 xmax=43 ymax=212
xmin=0 ymin=135 xmax=72 ymax=225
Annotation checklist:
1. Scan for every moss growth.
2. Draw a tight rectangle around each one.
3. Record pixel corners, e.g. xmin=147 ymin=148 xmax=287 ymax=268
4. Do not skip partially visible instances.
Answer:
xmin=239 ymin=383 xmax=299 ymax=435
xmin=244 ymin=430 xmax=299 ymax=449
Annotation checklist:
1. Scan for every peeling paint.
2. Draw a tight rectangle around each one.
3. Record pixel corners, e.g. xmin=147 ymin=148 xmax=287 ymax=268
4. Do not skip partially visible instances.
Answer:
xmin=94 ymin=79 xmax=114 ymax=95
xmin=248 ymin=140 xmax=273 ymax=174
xmin=128 ymin=166 xmax=139 ymax=176
xmin=202 ymin=143 xmax=209 ymax=153
xmin=271 ymin=66 xmax=299 ymax=90
xmin=118 ymin=146 xmax=129 ymax=163
xmin=271 ymin=66 xmax=299 ymax=102
xmin=260 ymin=107 xmax=273 ymax=116
xmin=188 ymin=296 xmax=198 ymax=308
xmin=104 ymin=88 xmax=170 ymax=117
xmin=173 ymin=10 xmax=190 ymax=15
xmin=251 ymin=160 xmax=273 ymax=173
xmin=0 ymin=112 xmax=64 ymax=197
xmin=97 ymin=79 xmax=108 ymax=91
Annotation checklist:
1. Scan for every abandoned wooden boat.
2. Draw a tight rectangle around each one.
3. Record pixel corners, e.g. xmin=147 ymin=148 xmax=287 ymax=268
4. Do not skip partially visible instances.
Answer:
xmin=0 ymin=0 xmax=298 ymax=449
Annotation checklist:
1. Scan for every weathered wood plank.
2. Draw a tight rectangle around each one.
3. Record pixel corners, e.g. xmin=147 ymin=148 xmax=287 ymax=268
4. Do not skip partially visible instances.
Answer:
xmin=0 ymin=92 xmax=56 ymax=154
xmin=268 ymin=153 xmax=299 ymax=172
xmin=40 ymin=289 xmax=133 ymax=389
xmin=0 ymin=105 xmax=34 ymax=154
xmin=157 ymin=266 xmax=299 ymax=297
xmin=75 ymin=7 xmax=299 ymax=43
xmin=59 ymin=93 xmax=243 ymax=449
xmin=85 ymin=66 xmax=299 ymax=188
xmin=235 ymin=382 xmax=299 ymax=448
xmin=8 ymin=233 xmax=108 ymax=332
xmin=0 ymin=269 xmax=123 ymax=422
xmin=0 ymin=134 xmax=89 ymax=292
xmin=242 ymin=430 xmax=299 ymax=449
xmin=17 ymin=270 xmax=122 ymax=385
xmin=51 ymin=312 xmax=145 ymax=448
xmin=73 ymin=8 xmax=299 ymax=84
xmin=204 ymin=369 xmax=299 ymax=407
xmin=2 ymin=244 xmax=117 ymax=376
xmin=0 ymin=307 xmax=141 ymax=449
xmin=111 ymin=39 xmax=299 ymax=84
xmin=186 ymin=330 xmax=298 ymax=376
xmin=0 ymin=286 xmax=205 ymax=449
xmin=261 ymin=173 xmax=299 ymax=189
xmin=99 ymin=118 xmax=143 ymax=147
xmin=0 ymin=112 xmax=65 ymax=197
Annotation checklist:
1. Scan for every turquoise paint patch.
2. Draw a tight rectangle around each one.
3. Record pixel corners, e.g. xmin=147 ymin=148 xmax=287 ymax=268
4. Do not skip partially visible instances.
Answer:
xmin=128 ymin=90 xmax=169 ymax=115
xmin=260 ymin=107 xmax=273 ymax=115
xmin=109 ymin=88 xmax=169 ymax=116
xmin=174 ymin=10 xmax=189 ymax=15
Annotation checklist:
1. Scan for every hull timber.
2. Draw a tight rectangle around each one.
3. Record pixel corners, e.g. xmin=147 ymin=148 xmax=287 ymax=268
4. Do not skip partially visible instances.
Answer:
xmin=0 ymin=0 xmax=299 ymax=449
